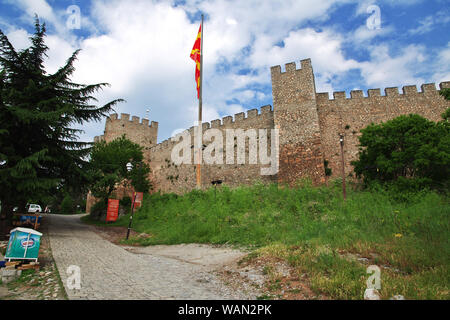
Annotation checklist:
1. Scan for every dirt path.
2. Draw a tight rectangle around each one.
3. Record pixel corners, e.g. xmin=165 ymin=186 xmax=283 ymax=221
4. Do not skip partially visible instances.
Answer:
xmin=123 ymin=244 xmax=247 ymax=270
xmin=47 ymin=214 xmax=263 ymax=300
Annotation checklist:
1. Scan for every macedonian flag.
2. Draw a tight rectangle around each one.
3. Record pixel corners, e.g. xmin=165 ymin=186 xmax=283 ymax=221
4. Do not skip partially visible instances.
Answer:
xmin=190 ymin=24 xmax=202 ymax=99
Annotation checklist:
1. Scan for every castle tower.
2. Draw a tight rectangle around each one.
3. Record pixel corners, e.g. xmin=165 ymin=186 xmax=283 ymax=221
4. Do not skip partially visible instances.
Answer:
xmin=271 ymin=59 xmax=326 ymax=185
xmin=94 ymin=113 xmax=159 ymax=151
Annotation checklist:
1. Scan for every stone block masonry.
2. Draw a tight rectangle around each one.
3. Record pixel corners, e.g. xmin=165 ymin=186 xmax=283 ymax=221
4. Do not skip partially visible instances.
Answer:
xmin=1 ymin=267 xmax=22 ymax=284
xmin=146 ymin=106 xmax=276 ymax=194
xmin=316 ymin=81 xmax=450 ymax=182
xmin=87 ymin=58 xmax=450 ymax=211
xmin=271 ymin=59 xmax=326 ymax=186
xmin=94 ymin=113 xmax=158 ymax=150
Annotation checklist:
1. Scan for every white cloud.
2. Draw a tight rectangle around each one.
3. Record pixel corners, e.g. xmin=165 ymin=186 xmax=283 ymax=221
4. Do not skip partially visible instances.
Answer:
xmin=408 ymin=16 xmax=435 ymax=35
xmin=408 ymin=12 xmax=450 ymax=35
xmin=431 ymin=42 xmax=450 ymax=85
xmin=352 ymin=24 xmax=394 ymax=43
xmin=233 ymin=89 xmax=268 ymax=104
xmin=359 ymin=44 xmax=426 ymax=88
xmin=5 ymin=0 xmax=64 ymax=33
xmin=3 ymin=0 xmax=449 ymax=144
xmin=4 ymin=29 xmax=30 ymax=51
xmin=11 ymin=0 xmax=54 ymax=21
xmin=249 ymin=28 xmax=359 ymax=94
xmin=251 ymin=28 xmax=359 ymax=72
xmin=355 ymin=0 xmax=425 ymax=16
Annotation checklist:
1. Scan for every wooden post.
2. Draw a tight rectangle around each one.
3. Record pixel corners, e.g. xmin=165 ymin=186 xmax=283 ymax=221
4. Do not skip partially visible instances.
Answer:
xmin=34 ymin=214 xmax=39 ymax=229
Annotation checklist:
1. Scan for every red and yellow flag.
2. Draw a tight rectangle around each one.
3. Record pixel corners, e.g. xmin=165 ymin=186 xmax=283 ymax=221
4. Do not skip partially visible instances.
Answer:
xmin=190 ymin=24 xmax=202 ymax=99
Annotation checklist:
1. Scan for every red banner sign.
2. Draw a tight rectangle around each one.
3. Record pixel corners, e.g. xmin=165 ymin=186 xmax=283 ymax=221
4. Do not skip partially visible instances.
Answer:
xmin=106 ymin=199 xmax=120 ymax=222
xmin=133 ymin=192 xmax=144 ymax=209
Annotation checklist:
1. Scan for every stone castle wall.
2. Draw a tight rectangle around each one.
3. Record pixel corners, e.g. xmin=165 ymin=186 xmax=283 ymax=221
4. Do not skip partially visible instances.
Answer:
xmin=86 ymin=58 xmax=450 ymax=212
xmin=316 ymin=81 xmax=450 ymax=180
xmin=146 ymin=105 xmax=276 ymax=194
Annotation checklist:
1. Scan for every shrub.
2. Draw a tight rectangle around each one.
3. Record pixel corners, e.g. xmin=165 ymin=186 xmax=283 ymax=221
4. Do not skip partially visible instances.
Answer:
xmin=90 ymin=200 xmax=107 ymax=220
xmin=79 ymin=201 xmax=86 ymax=213
xmin=120 ymin=196 xmax=131 ymax=207
xmin=120 ymin=196 xmax=132 ymax=214
xmin=352 ymin=114 xmax=449 ymax=191
xmin=60 ymin=195 xmax=75 ymax=215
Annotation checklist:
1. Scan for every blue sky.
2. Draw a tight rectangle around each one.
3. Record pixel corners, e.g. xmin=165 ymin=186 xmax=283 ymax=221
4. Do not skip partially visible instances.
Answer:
xmin=0 ymin=0 xmax=449 ymax=142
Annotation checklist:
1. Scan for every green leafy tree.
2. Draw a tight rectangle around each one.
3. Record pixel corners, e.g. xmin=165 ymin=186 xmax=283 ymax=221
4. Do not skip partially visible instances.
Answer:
xmin=352 ymin=114 xmax=450 ymax=190
xmin=88 ymin=135 xmax=151 ymax=205
xmin=119 ymin=196 xmax=132 ymax=214
xmin=440 ymin=89 xmax=450 ymax=121
xmin=60 ymin=194 xmax=74 ymax=215
xmin=440 ymin=88 xmax=450 ymax=101
xmin=0 ymin=18 xmax=123 ymax=220
xmin=90 ymin=200 xmax=107 ymax=220
xmin=441 ymin=107 xmax=450 ymax=122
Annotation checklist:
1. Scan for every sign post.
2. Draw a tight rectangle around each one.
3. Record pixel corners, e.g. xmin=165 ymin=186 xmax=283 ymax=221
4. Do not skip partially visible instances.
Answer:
xmin=126 ymin=192 xmax=137 ymax=240
xmin=133 ymin=192 xmax=144 ymax=210
xmin=106 ymin=199 xmax=120 ymax=223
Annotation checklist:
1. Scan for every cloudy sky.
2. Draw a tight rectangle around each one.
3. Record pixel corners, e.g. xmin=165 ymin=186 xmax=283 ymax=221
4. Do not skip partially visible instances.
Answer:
xmin=1 ymin=0 xmax=449 ymax=142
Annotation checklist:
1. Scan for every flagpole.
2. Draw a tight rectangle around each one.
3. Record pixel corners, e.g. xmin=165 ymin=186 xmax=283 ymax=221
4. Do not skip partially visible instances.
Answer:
xmin=196 ymin=14 xmax=204 ymax=190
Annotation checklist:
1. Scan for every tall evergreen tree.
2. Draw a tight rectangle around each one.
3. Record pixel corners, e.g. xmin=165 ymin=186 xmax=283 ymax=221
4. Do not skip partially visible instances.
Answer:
xmin=0 ymin=18 xmax=123 ymax=219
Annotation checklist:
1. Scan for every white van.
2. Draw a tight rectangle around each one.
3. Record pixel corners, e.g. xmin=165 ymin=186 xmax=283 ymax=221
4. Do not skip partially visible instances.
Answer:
xmin=26 ymin=204 xmax=42 ymax=213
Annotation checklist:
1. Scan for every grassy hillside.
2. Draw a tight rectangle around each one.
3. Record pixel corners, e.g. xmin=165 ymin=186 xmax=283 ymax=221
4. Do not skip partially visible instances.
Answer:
xmin=100 ymin=181 xmax=450 ymax=299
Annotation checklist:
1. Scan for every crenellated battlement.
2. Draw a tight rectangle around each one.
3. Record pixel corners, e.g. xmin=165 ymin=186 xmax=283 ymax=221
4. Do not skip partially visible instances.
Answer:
xmin=368 ymin=89 xmax=381 ymax=97
xmin=97 ymin=112 xmax=159 ymax=151
xmin=270 ymin=58 xmax=312 ymax=75
xmin=194 ymin=105 xmax=274 ymax=130
xmin=439 ymin=81 xmax=450 ymax=89
xmin=152 ymin=137 xmax=176 ymax=151
xmin=316 ymin=82 xmax=448 ymax=104
xmin=106 ymin=113 xmax=158 ymax=128
xmin=147 ymin=104 xmax=274 ymax=156
xmin=93 ymin=135 xmax=104 ymax=143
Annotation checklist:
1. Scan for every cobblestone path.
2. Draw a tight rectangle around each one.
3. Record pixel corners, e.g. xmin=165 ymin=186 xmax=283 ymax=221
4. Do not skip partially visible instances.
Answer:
xmin=47 ymin=214 xmax=252 ymax=300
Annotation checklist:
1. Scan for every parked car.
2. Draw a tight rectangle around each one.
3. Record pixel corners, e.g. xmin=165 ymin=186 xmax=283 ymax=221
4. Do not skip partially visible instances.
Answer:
xmin=26 ymin=204 xmax=42 ymax=213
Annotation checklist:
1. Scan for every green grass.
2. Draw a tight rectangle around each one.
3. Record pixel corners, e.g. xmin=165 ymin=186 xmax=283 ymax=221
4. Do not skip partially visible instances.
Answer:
xmin=53 ymin=261 xmax=68 ymax=300
xmin=87 ymin=180 xmax=450 ymax=299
